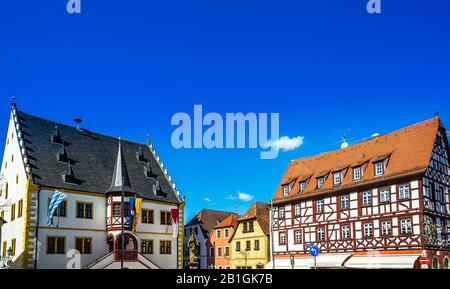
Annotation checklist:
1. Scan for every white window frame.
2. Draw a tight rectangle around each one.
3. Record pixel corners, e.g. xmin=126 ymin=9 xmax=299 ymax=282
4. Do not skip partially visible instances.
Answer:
xmin=316 ymin=200 xmax=324 ymax=213
xmin=362 ymin=191 xmax=372 ymax=206
xmin=294 ymin=204 xmax=301 ymax=216
xmin=317 ymin=178 xmax=324 ymax=189
xmin=353 ymin=167 xmax=361 ymax=181
xmin=375 ymin=162 xmax=384 ymax=176
xmin=279 ymin=207 xmax=285 ymax=219
xmin=294 ymin=230 xmax=302 ymax=243
xmin=364 ymin=223 xmax=373 ymax=238
xmin=341 ymin=195 xmax=349 ymax=209
xmin=300 ymin=182 xmax=306 ymax=193
xmin=381 ymin=220 xmax=391 ymax=236
xmin=341 ymin=225 xmax=350 ymax=239
xmin=283 ymin=185 xmax=290 ymax=196
xmin=317 ymin=227 xmax=325 ymax=241
xmin=380 ymin=188 xmax=390 ymax=203
xmin=279 ymin=232 xmax=286 ymax=245
xmin=399 ymin=184 xmax=410 ymax=200
xmin=400 ymin=219 xmax=412 ymax=235
xmin=334 ymin=173 xmax=341 ymax=185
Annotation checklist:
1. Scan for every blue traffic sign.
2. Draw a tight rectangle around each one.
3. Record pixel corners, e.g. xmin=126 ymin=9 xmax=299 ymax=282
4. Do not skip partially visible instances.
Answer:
xmin=309 ymin=245 xmax=320 ymax=257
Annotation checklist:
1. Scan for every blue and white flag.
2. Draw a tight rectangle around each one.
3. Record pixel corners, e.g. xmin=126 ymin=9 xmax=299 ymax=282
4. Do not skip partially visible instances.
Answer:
xmin=47 ymin=191 xmax=68 ymax=226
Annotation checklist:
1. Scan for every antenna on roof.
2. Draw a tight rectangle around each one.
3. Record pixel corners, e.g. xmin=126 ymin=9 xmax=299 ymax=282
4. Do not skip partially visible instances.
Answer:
xmin=339 ymin=129 xmax=351 ymax=149
xmin=74 ymin=118 xmax=83 ymax=131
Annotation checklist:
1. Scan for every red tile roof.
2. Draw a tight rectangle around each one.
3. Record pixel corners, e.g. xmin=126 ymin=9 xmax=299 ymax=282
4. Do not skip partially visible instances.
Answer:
xmin=186 ymin=209 xmax=234 ymax=237
xmin=214 ymin=213 xmax=239 ymax=229
xmin=239 ymin=202 xmax=270 ymax=236
xmin=272 ymin=117 xmax=445 ymax=203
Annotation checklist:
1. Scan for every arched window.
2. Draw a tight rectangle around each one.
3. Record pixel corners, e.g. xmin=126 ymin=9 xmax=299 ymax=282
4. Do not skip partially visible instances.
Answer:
xmin=444 ymin=257 xmax=449 ymax=269
xmin=432 ymin=257 xmax=439 ymax=269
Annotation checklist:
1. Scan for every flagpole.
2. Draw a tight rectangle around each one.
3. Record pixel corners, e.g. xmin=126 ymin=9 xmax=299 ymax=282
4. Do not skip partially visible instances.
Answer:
xmin=121 ymin=176 xmax=125 ymax=270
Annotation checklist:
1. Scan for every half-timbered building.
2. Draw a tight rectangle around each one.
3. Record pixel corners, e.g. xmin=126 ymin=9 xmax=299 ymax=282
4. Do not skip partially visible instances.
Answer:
xmin=268 ymin=117 xmax=450 ymax=269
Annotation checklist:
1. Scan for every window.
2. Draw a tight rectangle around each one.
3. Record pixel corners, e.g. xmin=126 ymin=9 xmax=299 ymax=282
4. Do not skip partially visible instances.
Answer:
xmin=225 ymin=246 xmax=230 ymax=256
xmin=334 ymin=173 xmax=341 ymax=185
xmin=381 ymin=220 xmax=392 ymax=236
xmin=353 ymin=167 xmax=361 ymax=181
xmin=10 ymin=203 xmax=15 ymax=221
xmin=362 ymin=191 xmax=372 ymax=206
xmin=279 ymin=207 xmax=285 ymax=219
xmin=364 ymin=223 xmax=373 ymax=238
xmin=225 ymin=228 xmax=229 ymax=238
xmin=11 ymin=239 xmax=16 ymax=256
xmin=294 ymin=204 xmax=301 ymax=216
xmin=47 ymin=236 xmax=65 ymax=254
xmin=76 ymin=202 xmax=93 ymax=219
xmin=236 ymin=241 xmax=241 ymax=252
xmin=432 ymin=257 xmax=439 ymax=269
xmin=300 ymin=182 xmax=306 ymax=193
xmin=400 ymin=219 xmax=412 ymax=235
xmin=283 ymin=185 xmax=290 ymax=196
xmin=317 ymin=178 xmax=324 ymax=189
xmin=254 ymin=240 xmax=260 ymax=251
xmin=279 ymin=232 xmax=286 ymax=245
xmin=341 ymin=225 xmax=350 ymax=239
xmin=246 ymin=240 xmax=251 ymax=251
xmin=18 ymin=199 xmax=23 ymax=218
xmin=5 ymin=183 xmax=8 ymax=199
xmin=248 ymin=221 xmax=254 ymax=232
xmin=75 ymin=237 xmax=92 ymax=254
xmin=2 ymin=241 xmax=6 ymax=257
xmin=317 ymin=227 xmax=325 ymax=241
xmin=11 ymin=154 xmax=14 ymax=163
xmin=399 ymin=184 xmax=410 ymax=200
xmin=217 ymin=247 xmax=222 ymax=257
xmin=123 ymin=202 xmax=130 ymax=218
xmin=160 ymin=211 xmax=172 ymax=225
xmin=316 ymin=200 xmax=324 ymax=213
xmin=294 ymin=230 xmax=302 ymax=244
xmin=141 ymin=240 xmax=153 ymax=254
xmin=49 ymin=198 xmax=67 ymax=217
xmin=243 ymin=222 xmax=248 ymax=232
xmin=15 ymin=174 xmax=18 ymax=184
xmin=375 ymin=162 xmax=384 ymax=176
xmin=380 ymin=188 xmax=390 ymax=203
xmin=141 ymin=209 xmax=154 ymax=224
xmin=209 ymin=247 xmax=214 ymax=257
xmin=444 ymin=257 xmax=449 ymax=269
xmin=216 ymin=229 xmax=221 ymax=239
xmin=113 ymin=203 xmax=121 ymax=217
xmin=160 ymin=240 xmax=172 ymax=255
xmin=341 ymin=195 xmax=349 ymax=209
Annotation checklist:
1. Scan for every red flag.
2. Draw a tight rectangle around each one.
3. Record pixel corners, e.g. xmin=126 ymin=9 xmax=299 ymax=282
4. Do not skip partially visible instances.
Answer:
xmin=171 ymin=208 xmax=179 ymax=238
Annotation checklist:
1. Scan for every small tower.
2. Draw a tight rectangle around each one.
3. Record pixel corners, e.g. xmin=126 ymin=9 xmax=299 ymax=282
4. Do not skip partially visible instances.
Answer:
xmin=105 ymin=139 xmax=138 ymax=260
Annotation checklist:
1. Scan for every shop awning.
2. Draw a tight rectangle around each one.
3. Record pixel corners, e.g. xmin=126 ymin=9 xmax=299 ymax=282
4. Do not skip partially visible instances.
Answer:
xmin=266 ymin=253 xmax=352 ymax=269
xmin=344 ymin=254 xmax=420 ymax=269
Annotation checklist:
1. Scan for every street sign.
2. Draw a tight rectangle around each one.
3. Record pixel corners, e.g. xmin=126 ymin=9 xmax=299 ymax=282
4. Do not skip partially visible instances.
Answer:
xmin=419 ymin=256 xmax=429 ymax=265
xmin=309 ymin=245 xmax=320 ymax=257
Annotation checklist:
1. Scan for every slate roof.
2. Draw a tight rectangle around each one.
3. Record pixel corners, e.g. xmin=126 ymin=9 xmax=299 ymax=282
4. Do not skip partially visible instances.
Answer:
xmin=185 ymin=209 xmax=234 ymax=238
xmin=273 ymin=117 xmax=446 ymax=203
xmin=239 ymin=202 xmax=270 ymax=236
xmin=16 ymin=109 xmax=180 ymax=204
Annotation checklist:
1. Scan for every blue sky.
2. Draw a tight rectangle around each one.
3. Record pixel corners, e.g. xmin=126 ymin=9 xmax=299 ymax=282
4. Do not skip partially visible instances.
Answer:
xmin=0 ymin=1 xmax=449 ymax=222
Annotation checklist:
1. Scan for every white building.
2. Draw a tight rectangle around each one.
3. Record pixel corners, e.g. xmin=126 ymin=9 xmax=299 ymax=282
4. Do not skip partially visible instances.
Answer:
xmin=0 ymin=103 xmax=185 ymax=269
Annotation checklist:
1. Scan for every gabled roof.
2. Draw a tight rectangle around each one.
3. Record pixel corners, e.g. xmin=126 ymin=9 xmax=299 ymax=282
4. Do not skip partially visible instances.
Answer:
xmin=14 ymin=109 xmax=180 ymax=204
xmin=273 ymin=117 xmax=446 ymax=203
xmin=214 ymin=213 xmax=239 ymax=229
xmin=186 ymin=209 xmax=234 ymax=237
xmin=239 ymin=202 xmax=270 ymax=236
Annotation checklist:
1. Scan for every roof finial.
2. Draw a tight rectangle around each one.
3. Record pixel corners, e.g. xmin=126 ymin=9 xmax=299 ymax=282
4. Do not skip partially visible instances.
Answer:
xmin=435 ymin=110 xmax=440 ymax=118
xmin=11 ymin=95 xmax=16 ymax=107
xmin=146 ymin=134 xmax=150 ymax=146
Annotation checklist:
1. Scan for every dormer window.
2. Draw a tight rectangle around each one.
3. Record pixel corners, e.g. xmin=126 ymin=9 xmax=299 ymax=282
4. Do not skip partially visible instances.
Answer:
xmin=353 ymin=166 xmax=362 ymax=181
xmin=333 ymin=173 xmax=341 ymax=186
xmin=375 ymin=162 xmax=384 ymax=176
xmin=317 ymin=178 xmax=324 ymax=189
xmin=300 ymin=182 xmax=306 ymax=193
xmin=283 ymin=185 xmax=290 ymax=196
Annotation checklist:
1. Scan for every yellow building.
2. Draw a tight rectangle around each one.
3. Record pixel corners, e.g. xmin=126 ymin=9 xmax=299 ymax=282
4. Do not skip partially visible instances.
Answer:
xmin=230 ymin=202 xmax=270 ymax=269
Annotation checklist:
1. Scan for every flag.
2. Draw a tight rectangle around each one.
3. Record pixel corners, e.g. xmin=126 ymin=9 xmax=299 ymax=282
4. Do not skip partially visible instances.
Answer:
xmin=128 ymin=197 xmax=136 ymax=231
xmin=47 ymin=191 xmax=68 ymax=226
xmin=171 ymin=208 xmax=179 ymax=238
xmin=132 ymin=198 xmax=142 ymax=232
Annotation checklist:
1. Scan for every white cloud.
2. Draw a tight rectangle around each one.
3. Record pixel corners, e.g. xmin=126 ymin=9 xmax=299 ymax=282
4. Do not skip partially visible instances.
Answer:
xmin=238 ymin=191 xmax=254 ymax=202
xmin=264 ymin=136 xmax=304 ymax=152
xmin=204 ymin=197 xmax=212 ymax=203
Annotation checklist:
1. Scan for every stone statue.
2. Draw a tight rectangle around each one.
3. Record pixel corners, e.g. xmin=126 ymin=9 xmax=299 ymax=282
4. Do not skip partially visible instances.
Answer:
xmin=188 ymin=232 xmax=200 ymax=268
